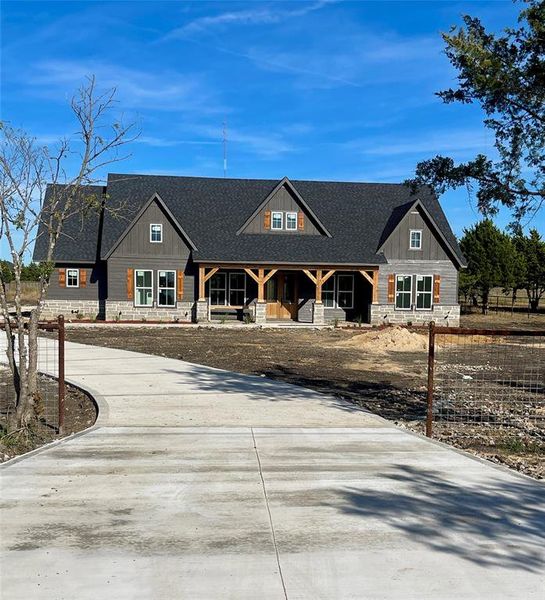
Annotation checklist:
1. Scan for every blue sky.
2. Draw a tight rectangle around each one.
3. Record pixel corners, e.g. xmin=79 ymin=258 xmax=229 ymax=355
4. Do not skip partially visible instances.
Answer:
xmin=1 ymin=0 xmax=543 ymax=261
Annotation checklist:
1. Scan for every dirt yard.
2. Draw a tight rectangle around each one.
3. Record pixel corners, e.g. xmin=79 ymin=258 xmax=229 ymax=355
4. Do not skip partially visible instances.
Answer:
xmin=59 ymin=314 xmax=544 ymax=479
xmin=0 ymin=368 xmax=97 ymax=462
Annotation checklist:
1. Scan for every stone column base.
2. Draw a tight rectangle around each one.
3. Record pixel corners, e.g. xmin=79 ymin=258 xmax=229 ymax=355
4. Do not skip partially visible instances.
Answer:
xmin=255 ymin=302 xmax=267 ymax=325
xmin=195 ymin=300 xmax=209 ymax=323
xmin=312 ymin=302 xmax=325 ymax=325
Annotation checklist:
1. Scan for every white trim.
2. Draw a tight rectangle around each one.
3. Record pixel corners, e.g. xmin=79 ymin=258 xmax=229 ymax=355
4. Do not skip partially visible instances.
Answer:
xmin=409 ymin=229 xmax=422 ymax=250
xmin=271 ymin=211 xmax=284 ymax=230
xmin=66 ymin=268 xmax=79 ymax=288
xmin=228 ymin=272 xmax=247 ymax=306
xmin=395 ymin=274 xmax=412 ymax=310
xmin=286 ymin=212 xmax=298 ymax=231
xmin=134 ymin=269 xmax=154 ymax=307
xmin=150 ymin=223 xmax=163 ymax=243
xmin=157 ymin=270 xmax=176 ymax=307
xmin=415 ymin=274 xmax=433 ymax=310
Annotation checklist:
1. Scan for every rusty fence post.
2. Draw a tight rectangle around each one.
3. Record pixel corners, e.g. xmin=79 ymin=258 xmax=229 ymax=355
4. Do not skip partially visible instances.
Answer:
xmin=426 ymin=321 xmax=436 ymax=437
xmin=58 ymin=314 xmax=65 ymax=434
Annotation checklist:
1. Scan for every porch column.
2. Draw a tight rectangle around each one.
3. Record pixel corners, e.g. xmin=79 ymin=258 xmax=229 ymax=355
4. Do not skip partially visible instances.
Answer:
xmin=196 ymin=265 xmax=220 ymax=322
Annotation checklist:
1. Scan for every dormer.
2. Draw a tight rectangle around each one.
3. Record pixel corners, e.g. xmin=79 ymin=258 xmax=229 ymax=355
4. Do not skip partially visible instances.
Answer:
xmin=237 ymin=177 xmax=331 ymax=237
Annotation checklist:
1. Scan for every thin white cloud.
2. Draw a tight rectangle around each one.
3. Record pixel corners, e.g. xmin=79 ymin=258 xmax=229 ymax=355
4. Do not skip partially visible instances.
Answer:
xmin=163 ymin=1 xmax=334 ymax=40
xmin=136 ymin=136 xmax=220 ymax=147
xmin=26 ymin=60 xmax=222 ymax=114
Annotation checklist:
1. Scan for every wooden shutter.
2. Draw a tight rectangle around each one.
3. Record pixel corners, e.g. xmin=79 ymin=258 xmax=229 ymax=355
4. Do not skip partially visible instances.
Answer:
xmin=298 ymin=212 xmax=305 ymax=231
xmin=177 ymin=270 xmax=184 ymax=301
xmin=387 ymin=274 xmax=395 ymax=303
xmin=264 ymin=210 xmax=271 ymax=229
xmin=433 ymin=274 xmax=441 ymax=304
xmin=58 ymin=268 xmax=66 ymax=288
xmin=127 ymin=268 xmax=134 ymax=300
xmin=79 ymin=268 xmax=87 ymax=288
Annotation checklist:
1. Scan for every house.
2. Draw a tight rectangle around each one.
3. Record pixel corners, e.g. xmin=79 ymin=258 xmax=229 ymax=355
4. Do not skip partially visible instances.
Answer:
xmin=33 ymin=174 xmax=466 ymax=326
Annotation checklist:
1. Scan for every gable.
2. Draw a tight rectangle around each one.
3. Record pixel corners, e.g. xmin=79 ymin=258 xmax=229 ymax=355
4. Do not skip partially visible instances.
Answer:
xmin=238 ymin=178 xmax=329 ymax=236
xmin=109 ymin=198 xmax=192 ymax=259
xmin=379 ymin=203 xmax=454 ymax=262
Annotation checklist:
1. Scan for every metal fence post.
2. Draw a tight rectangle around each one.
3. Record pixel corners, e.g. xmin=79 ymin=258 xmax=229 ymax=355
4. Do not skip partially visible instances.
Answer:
xmin=58 ymin=314 xmax=65 ymax=434
xmin=426 ymin=321 xmax=436 ymax=437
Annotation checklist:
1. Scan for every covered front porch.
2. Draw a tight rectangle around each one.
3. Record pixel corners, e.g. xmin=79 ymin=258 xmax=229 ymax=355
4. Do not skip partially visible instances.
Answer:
xmin=196 ymin=264 xmax=378 ymax=324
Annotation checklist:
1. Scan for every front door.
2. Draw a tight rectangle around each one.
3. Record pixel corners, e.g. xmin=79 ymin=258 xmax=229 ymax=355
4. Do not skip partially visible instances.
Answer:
xmin=266 ymin=273 xmax=298 ymax=320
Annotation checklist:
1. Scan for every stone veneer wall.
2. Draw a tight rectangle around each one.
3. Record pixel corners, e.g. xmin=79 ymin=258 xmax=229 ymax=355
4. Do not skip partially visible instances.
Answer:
xmin=370 ymin=304 xmax=460 ymax=327
xmin=105 ymin=301 xmax=194 ymax=322
xmin=40 ymin=299 xmax=101 ymax=321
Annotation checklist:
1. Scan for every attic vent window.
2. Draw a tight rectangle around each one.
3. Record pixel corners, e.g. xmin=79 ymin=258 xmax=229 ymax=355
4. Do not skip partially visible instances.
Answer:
xmin=271 ymin=212 xmax=283 ymax=230
xmin=409 ymin=229 xmax=422 ymax=250
xmin=150 ymin=224 xmax=163 ymax=243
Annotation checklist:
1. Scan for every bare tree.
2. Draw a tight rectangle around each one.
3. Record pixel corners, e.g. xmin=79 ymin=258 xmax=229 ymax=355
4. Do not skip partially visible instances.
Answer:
xmin=0 ymin=76 xmax=136 ymax=432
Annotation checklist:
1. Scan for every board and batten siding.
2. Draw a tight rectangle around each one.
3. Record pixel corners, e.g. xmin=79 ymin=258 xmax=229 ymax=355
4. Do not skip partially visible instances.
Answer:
xmin=242 ymin=185 xmax=321 ymax=235
xmin=108 ymin=198 xmax=194 ymax=302
xmin=378 ymin=260 xmax=458 ymax=305
xmin=47 ymin=263 xmax=106 ymax=301
xmin=381 ymin=209 xmax=451 ymax=261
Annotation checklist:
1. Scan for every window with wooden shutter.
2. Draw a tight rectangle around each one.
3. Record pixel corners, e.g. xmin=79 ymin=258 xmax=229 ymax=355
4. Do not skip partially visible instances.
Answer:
xmin=58 ymin=268 xmax=66 ymax=288
xmin=298 ymin=212 xmax=305 ymax=230
xmin=264 ymin=210 xmax=271 ymax=229
xmin=387 ymin=274 xmax=395 ymax=303
xmin=127 ymin=268 xmax=134 ymax=300
xmin=433 ymin=274 xmax=441 ymax=304
xmin=80 ymin=269 xmax=87 ymax=288
xmin=177 ymin=271 xmax=184 ymax=301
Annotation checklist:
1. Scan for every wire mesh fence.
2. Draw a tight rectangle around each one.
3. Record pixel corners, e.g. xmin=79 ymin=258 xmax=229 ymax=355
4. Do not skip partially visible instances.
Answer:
xmin=0 ymin=317 xmax=65 ymax=432
xmin=426 ymin=323 xmax=545 ymax=437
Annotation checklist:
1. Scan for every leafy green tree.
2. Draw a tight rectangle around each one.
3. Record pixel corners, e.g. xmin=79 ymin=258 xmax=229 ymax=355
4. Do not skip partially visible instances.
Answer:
xmin=20 ymin=263 xmax=42 ymax=282
xmin=0 ymin=260 xmax=14 ymax=283
xmin=513 ymin=228 xmax=545 ymax=311
xmin=460 ymin=220 xmax=518 ymax=313
xmin=408 ymin=1 xmax=544 ymax=223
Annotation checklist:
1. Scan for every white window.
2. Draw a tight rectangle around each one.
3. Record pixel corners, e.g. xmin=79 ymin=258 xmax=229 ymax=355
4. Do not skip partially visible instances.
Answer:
xmin=158 ymin=270 xmax=176 ymax=307
xmin=271 ymin=211 xmax=283 ymax=230
xmin=150 ymin=224 xmax=163 ymax=243
xmin=409 ymin=229 xmax=422 ymax=250
xmin=210 ymin=272 xmax=227 ymax=306
xmin=336 ymin=274 xmax=354 ymax=309
xmin=416 ymin=275 xmax=433 ymax=309
xmin=395 ymin=275 xmax=412 ymax=310
xmin=286 ymin=212 xmax=298 ymax=230
xmin=229 ymin=272 xmax=246 ymax=306
xmin=135 ymin=270 xmax=153 ymax=306
xmin=66 ymin=268 xmax=79 ymax=288
xmin=322 ymin=276 xmax=335 ymax=308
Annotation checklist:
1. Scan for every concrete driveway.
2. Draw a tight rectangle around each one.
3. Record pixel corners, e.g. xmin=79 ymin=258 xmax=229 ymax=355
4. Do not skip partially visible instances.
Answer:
xmin=1 ymin=340 xmax=544 ymax=599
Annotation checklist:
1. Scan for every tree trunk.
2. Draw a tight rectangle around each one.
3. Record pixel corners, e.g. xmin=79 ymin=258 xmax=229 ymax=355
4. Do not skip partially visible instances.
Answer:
xmin=530 ymin=298 xmax=539 ymax=313
xmin=481 ymin=290 xmax=489 ymax=314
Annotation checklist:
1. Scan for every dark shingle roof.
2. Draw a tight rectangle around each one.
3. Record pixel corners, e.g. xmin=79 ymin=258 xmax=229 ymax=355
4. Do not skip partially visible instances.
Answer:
xmin=34 ymin=174 xmax=465 ymax=267
xmin=33 ymin=185 xmax=105 ymax=263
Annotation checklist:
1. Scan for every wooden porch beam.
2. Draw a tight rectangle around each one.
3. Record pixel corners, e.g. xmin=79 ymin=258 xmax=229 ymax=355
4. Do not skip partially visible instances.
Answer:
xmin=257 ymin=268 xmax=265 ymax=302
xmin=372 ymin=269 xmax=379 ymax=304
xmin=316 ymin=269 xmax=323 ymax=304
xmin=262 ymin=269 xmax=278 ymax=285
xmin=244 ymin=268 xmax=260 ymax=284
xmin=198 ymin=266 xmax=206 ymax=301
xmin=302 ymin=269 xmax=317 ymax=284
xmin=203 ymin=267 xmax=219 ymax=283
xmin=359 ymin=270 xmax=374 ymax=286
xmin=321 ymin=270 xmax=336 ymax=285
